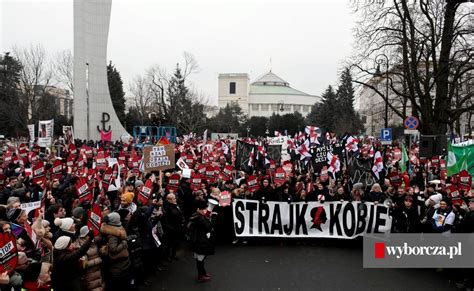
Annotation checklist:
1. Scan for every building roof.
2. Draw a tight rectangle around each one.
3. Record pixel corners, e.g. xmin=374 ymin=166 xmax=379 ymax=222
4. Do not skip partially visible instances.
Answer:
xmin=252 ymin=71 xmax=289 ymax=86
xmin=249 ymin=84 xmax=314 ymax=97
xmin=250 ymin=71 xmax=314 ymax=97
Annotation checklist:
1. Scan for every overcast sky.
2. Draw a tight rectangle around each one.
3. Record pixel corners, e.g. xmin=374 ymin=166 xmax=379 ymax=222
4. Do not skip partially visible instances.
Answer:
xmin=1 ymin=0 xmax=356 ymax=105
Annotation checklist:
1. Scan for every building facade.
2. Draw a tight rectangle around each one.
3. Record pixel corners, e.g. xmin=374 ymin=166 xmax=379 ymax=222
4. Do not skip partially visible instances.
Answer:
xmin=218 ymin=71 xmax=321 ymax=117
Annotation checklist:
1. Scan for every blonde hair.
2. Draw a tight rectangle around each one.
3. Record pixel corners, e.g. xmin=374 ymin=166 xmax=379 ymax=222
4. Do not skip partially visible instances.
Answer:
xmin=371 ymin=183 xmax=382 ymax=192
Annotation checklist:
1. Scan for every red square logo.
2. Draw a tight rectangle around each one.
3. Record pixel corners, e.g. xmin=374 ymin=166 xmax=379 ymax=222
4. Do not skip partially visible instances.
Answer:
xmin=375 ymin=242 xmax=385 ymax=259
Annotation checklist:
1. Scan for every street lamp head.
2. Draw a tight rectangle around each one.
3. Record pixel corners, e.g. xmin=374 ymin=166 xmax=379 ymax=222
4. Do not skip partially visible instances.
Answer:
xmin=374 ymin=63 xmax=382 ymax=77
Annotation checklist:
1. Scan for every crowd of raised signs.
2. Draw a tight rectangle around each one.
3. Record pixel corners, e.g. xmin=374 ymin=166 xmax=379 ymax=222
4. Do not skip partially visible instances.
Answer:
xmin=0 ymin=128 xmax=473 ymax=290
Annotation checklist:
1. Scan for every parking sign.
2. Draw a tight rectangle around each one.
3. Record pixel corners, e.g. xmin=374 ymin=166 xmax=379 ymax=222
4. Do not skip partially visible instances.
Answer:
xmin=380 ymin=128 xmax=392 ymax=145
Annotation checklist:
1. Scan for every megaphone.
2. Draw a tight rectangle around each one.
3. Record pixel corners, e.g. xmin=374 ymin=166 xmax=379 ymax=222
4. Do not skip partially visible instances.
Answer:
xmin=207 ymin=198 xmax=219 ymax=212
xmin=383 ymin=198 xmax=394 ymax=208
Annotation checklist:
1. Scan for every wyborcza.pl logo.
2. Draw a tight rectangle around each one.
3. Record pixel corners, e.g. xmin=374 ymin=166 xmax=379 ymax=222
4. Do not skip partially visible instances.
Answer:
xmin=363 ymin=234 xmax=474 ymax=268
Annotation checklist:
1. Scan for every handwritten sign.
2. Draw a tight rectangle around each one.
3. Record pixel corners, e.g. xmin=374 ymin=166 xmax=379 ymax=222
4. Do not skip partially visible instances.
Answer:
xmin=143 ymin=144 xmax=176 ymax=172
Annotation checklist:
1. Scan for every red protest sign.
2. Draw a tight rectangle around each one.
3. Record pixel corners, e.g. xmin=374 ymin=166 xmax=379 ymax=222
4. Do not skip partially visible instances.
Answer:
xmin=166 ymin=174 xmax=180 ymax=193
xmin=32 ymin=161 xmax=45 ymax=185
xmin=458 ymin=170 xmax=472 ymax=192
xmin=0 ymin=232 xmax=18 ymax=274
xmin=101 ymin=167 xmax=113 ymax=192
xmin=190 ymin=173 xmax=203 ymax=191
xmin=51 ymin=159 xmax=63 ymax=180
xmin=77 ymin=177 xmax=92 ymax=204
xmin=205 ymin=165 xmax=217 ymax=184
xmin=87 ymin=204 xmax=102 ymax=237
xmin=274 ymin=167 xmax=286 ymax=185
xmin=248 ymin=175 xmax=260 ymax=193
xmin=137 ymin=179 xmax=154 ymax=205
xmin=221 ymin=165 xmax=233 ymax=181
xmin=219 ymin=190 xmax=232 ymax=207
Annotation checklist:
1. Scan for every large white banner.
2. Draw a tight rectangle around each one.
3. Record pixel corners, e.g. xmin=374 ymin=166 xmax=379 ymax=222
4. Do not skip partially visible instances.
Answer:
xmin=38 ymin=119 xmax=54 ymax=147
xmin=62 ymin=125 xmax=74 ymax=144
xmin=232 ymin=199 xmax=392 ymax=239
xmin=27 ymin=124 xmax=35 ymax=143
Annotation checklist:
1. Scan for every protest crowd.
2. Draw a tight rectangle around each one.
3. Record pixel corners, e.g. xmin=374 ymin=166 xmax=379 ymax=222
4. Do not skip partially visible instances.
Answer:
xmin=0 ymin=127 xmax=473 ymax=290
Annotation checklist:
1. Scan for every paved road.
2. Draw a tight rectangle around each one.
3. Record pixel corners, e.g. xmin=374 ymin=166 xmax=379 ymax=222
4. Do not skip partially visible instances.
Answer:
xmin=144 ymin=239 xmax=456 ymax=291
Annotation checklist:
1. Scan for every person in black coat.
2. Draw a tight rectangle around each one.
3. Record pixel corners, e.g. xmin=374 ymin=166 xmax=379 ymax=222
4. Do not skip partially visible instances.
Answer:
xmin=163 ymin=193 xmax=185 ymax=261
xmin=51 ymin=232 xmax=93 ymax=291
xmin=188 ymin=200 xmax=215 ymax=283
xmin=392 ymin=196 xmax=421 ymax=233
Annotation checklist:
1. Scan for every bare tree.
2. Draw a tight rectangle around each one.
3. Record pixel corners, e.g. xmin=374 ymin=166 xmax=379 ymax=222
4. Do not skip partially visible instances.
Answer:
xmin=53 ymin=49 xmax=74 ymax=94
xmin=351 ymin=0 xmax=474 ymax=135
xmin=13 ymin=44 xmax=54 ymax=125
xmin=129 ymin=75 xmax=153 ymax=124
xmin=146 ymin=65 xmax=169 ymax=118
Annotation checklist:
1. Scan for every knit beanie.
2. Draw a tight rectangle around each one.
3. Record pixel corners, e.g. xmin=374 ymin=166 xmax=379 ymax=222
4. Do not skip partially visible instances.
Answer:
xmin=104 ymin=212 xmax=122 ymax=227
xmin=7 ymin=208 xmax=24 ymax=223
xmin=121 ymin=192 xmax=134 ymax=204
xmin=54 ymin=236 xmax=71 ymax=250
xmin=79 ymin=225 xmax=89 ymax=238
xmin=54 ymin=217 xmax=74 ymax=232
xmin=72 ymin=207 xmax=84 ymax=219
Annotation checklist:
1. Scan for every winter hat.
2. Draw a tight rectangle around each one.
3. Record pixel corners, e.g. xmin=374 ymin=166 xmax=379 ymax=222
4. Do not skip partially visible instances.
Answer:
xmin=79 ymin=225 xmax=89 ymax=238
xmin=117 ymin=208 xmax=130 ymax=221
xmin=54 ymin=236 xmax=71 ymax=250
xmin=72 ymin=207 xmax=84 ymax=219
xmin=353 ymin=183 xmax=364 ymax=191
xmin=7 ymin=208 xmax=24 ymax=222
xmin=135 ymin=180 xmax=144 ymax=188
xmin=121 ymin=191 xmax=134 ymax=204
xmin=426 ymin=193 xmax=443 ymax=207
xmin=104 ymin=212 xmax=122 ymax=227
xmin=54 ymin=217 xmax=74 ymax=232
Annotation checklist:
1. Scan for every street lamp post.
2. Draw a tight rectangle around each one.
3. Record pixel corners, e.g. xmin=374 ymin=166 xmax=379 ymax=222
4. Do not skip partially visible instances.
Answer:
xmin=375 ymin=54 xmax=389 ymax=129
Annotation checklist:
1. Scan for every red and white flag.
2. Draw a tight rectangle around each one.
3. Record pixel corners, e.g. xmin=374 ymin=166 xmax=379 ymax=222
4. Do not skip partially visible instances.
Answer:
xmin=372 ymin=151 xmax=384 ymax=179
xmin=327 ymin=152 xmax=340 ymax=178
xmin=345 ymin=136 xmax=359 ymax=152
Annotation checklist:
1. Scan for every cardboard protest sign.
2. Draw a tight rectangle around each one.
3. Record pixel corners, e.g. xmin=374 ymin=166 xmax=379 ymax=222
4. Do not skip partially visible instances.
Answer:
xmin=38 ymin=119 xmax=54 ymax=147
xmin=345 ymin=151 xmax=378 ymax=188
xmin=143 ymin=144 xmax=176 ymax=173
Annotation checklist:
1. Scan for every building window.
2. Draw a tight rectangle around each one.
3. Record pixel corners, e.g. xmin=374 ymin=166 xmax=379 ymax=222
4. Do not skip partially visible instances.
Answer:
xmin=283 ymin=104 xmax=291 ymax=111
xmin=271 ymin=104 xmax=278 ymax=111
xmin=251 ymin=104 xmax=259 ymax=111
xmin=261 ymin=104 xmax=269 ymax=111
xmin=229 ymin=82 xmax=236 ymax=94
xmin=303 ymin=105 xmax=310 ymax=112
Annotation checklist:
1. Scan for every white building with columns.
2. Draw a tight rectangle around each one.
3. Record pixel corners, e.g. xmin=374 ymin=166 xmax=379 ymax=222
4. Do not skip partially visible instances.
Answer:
xmin=218 ymin=71 xmax=321 ymax=117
